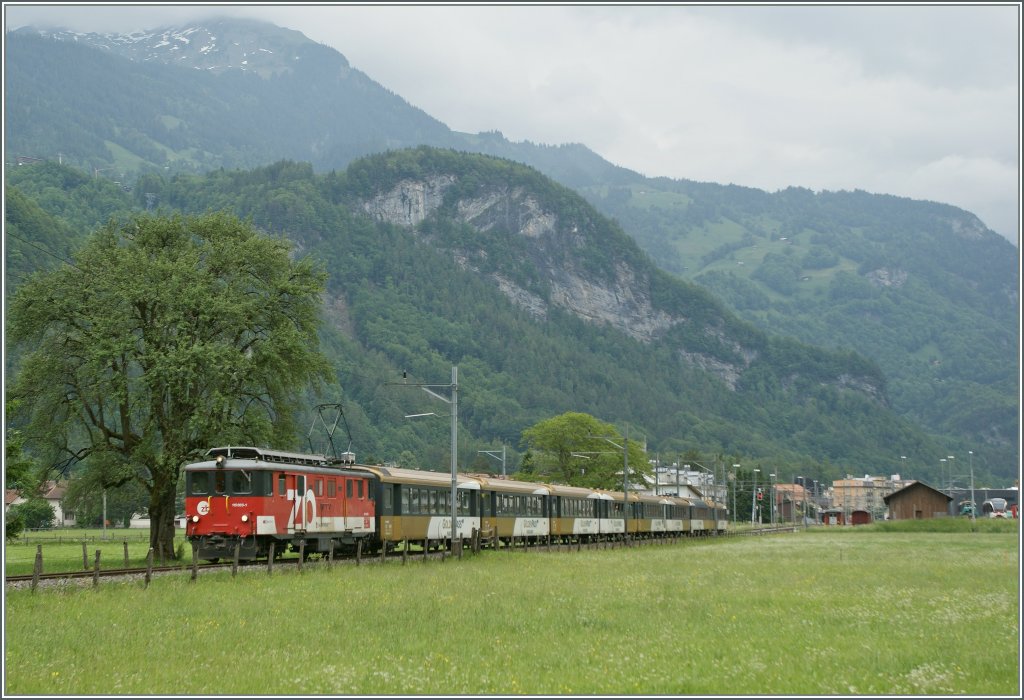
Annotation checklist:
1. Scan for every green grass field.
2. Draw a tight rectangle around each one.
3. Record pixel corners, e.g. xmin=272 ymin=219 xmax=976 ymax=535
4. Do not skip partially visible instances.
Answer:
xmin=4 ymin=524 xmax=1019 ymax=695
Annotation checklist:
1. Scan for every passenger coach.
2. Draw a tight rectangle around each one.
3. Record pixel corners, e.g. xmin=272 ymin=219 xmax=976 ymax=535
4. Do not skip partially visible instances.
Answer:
xmin=358 ymin=464 xmax=480 ymax=548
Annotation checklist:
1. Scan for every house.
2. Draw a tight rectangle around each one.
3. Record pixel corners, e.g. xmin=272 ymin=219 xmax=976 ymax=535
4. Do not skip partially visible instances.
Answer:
xmin=643 ymin=463 xmax=727 ymax=504
xmin=883 ymin=481 xmax=952 ymax=520
xmin=4 ymin=481 xmax=76 ymax=527
xmin=5 ymin=489 xmax=23 ymax=512
xmin=774 ymin=483 xmax=810 ymax=522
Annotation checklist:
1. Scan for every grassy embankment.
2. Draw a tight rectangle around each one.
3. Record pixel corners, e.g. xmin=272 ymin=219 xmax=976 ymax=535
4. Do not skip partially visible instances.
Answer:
xmin=4 ymin=521 xmax=1019 ymax=695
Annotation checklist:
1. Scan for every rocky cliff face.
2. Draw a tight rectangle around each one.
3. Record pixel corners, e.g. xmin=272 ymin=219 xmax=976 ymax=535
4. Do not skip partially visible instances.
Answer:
xmin=363 ymin=176 xmax=680 ymax=344
xmin=358 ymin=169 xmax=893 ymax=401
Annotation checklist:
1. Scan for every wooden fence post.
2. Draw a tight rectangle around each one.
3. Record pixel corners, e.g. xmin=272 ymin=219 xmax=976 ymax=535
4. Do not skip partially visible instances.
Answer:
xmin=355 ymin=539 xmax=362 ymax=566
xmin=30 ymin=545 xmax=42 ymax=592
xmin=123 ymin=541 xmax=130 ymax=568
xmin=298 ymin=541 xmax=305 ymax=572
xmin=267 ymin=542 xmax=275 ymax=576
xmin=402 ymin=539 xmax=408 ymax=565
xmin=327 ymin=539 xmax=334 ymax=565
xmin=82 ymin=541 xmax=88 ymax=570
xmin=92 ymin=550 xmax=101 ymax=588
xmin=191 ymin=542 xmax=198 ymax=582
xmin=145 ymin=548 xmax=154 ymax=588
xmin=232 ymin=541 xmax=240 ymax=577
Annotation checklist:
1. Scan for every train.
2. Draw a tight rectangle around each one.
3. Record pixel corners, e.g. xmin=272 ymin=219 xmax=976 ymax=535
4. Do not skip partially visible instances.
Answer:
xmin=183 ymin=445 xmax=729 ymax=561
xmin=981 ymin=497 xmax=1009 ymax=518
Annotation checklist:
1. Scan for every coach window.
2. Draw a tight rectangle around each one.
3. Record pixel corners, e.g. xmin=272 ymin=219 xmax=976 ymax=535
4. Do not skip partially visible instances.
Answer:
xmin=400 ymin=486 xmax=409 ymax=514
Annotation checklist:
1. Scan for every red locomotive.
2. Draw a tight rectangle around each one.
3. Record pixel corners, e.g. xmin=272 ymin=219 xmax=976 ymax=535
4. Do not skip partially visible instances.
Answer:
xmin=184 ymin=445 xmax=376 ymax=561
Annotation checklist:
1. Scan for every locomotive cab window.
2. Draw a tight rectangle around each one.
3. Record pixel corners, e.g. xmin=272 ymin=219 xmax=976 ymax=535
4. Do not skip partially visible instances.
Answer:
xmin=188 ymin=472 xmax=210 ymax=495
xmin=230 ymin=470 xmax=253 ymax=494
xmin=190 ymin=470 xmax=270 ymax=496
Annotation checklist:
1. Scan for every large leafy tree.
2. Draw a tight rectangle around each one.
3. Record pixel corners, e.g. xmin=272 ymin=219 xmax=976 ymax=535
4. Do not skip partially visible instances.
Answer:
xmin=519 ymin=411 xmax=650 ymax=489
xmin=7 ymin=211 xmax=333 ymax=557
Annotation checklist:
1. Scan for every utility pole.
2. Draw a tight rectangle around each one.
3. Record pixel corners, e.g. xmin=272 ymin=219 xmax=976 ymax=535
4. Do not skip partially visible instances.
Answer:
xmin=969 ymin=450 xmax=976 ymax=522
xmin=590 ymin=431 xmax=633 ymax=542
xmin=947 ymin=455 xmax=956 ymax=515
xmin=731 ymin=464 xmax=739 ymax=525
xmin=390 ymin=367 xmax=459 ymax=548
xmin=752 ymin=468 xmax=760 ymax=527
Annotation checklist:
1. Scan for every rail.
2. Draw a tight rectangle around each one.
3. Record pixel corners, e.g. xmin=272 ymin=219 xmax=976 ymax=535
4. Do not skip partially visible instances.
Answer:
xmin=7 ymin=525 xmax=800 ymax=591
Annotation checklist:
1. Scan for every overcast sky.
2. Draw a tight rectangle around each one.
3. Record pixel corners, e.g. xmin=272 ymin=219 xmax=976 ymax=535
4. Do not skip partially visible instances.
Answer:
xmin=4 ymin=2 xmax=1021 ymax=245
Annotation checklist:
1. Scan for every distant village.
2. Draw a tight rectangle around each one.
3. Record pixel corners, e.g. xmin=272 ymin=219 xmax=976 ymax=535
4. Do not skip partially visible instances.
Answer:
xmin=647 ymin=463 xmax=1018 ymax=525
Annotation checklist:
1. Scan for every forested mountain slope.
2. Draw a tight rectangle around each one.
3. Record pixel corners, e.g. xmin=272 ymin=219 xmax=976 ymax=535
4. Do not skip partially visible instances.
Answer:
xmin=581 ymin=181 xmax=1019 ymax=472
xmin=6 ymin=154 xmax=958 ymax=485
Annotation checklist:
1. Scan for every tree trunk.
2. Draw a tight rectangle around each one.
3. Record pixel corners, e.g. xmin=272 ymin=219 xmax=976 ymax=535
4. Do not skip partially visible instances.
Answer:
xmin=149 ymin=466 xmax=180 ymax=560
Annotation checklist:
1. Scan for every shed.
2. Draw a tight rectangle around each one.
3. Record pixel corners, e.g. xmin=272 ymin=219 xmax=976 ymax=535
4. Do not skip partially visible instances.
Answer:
xmin=850 ymin=510 xmax=873 ymax=526
xmin=883 ymin=481 xmax=952 ymax=520
xmin=821 ymin=508 xmax=845 ymax=526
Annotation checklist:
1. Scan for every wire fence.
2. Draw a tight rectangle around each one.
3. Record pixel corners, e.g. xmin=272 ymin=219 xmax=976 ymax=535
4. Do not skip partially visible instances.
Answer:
xmin=12 ymin=527 xmax=154 ymax=545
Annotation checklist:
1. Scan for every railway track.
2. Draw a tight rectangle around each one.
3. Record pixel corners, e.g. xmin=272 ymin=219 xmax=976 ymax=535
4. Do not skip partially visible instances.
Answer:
xmin=7 ymin=526 xmax=799 ymax=589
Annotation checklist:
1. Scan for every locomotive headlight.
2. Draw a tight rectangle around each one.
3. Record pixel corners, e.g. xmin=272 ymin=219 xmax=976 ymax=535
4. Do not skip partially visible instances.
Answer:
xmin=191 ymin=515 xmax=200 ymax=523
xmin=241 ymin=514 xmax=249 ymax=523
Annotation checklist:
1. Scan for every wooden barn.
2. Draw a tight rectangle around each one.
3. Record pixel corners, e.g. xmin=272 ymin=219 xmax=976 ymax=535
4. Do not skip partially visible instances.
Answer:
xmin=883 ymin=481 xmax=952 ymax=520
